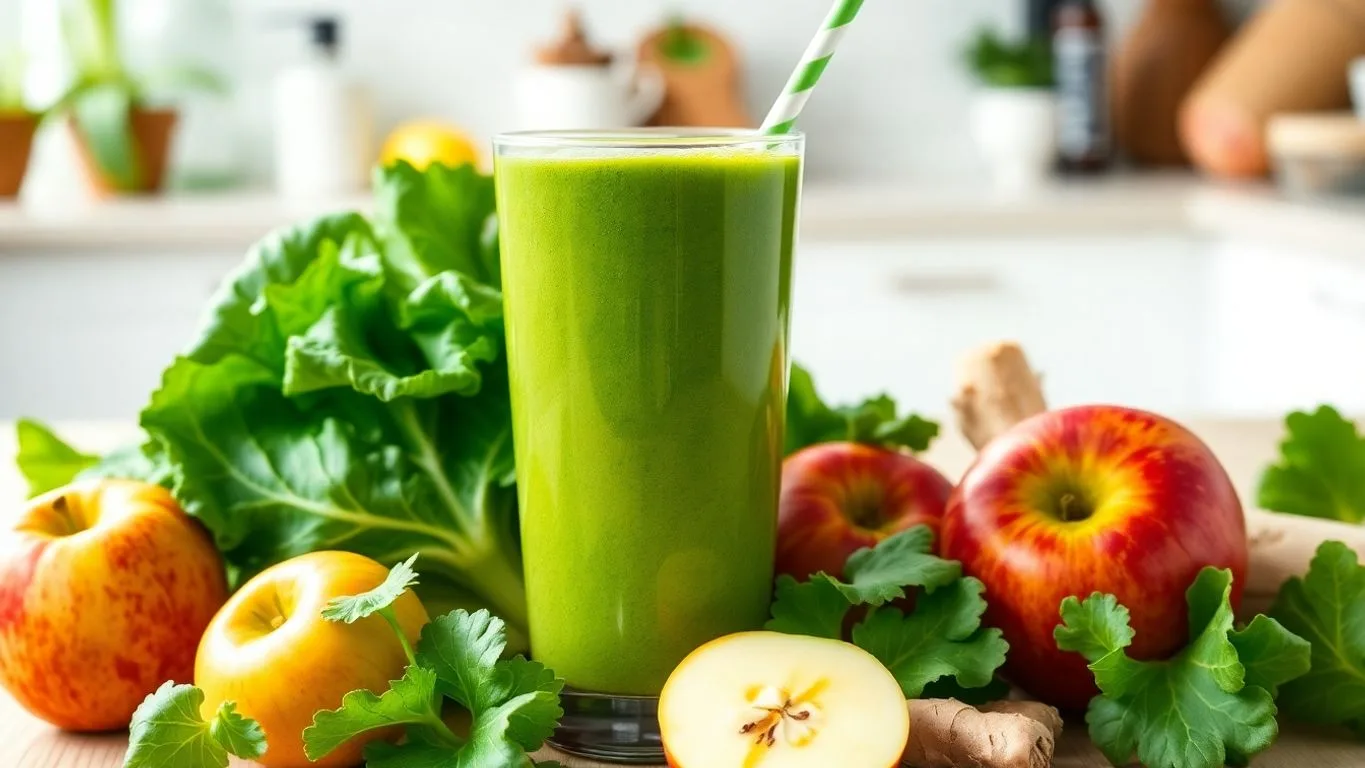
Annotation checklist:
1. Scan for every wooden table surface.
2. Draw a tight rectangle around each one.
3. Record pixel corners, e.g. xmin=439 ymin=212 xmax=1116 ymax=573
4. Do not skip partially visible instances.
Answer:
xmin=3 ymin=689 xmax=1364 ymax=767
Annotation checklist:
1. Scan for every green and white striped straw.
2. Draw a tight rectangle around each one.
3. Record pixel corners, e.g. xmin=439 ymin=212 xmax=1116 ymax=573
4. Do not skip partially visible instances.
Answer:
xmin=761 ymin=0 xmax=867 ymax=135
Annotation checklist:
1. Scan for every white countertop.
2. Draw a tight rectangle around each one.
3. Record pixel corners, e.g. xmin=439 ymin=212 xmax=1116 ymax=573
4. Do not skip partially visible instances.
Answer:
xmin=1 ymin=174 xmax=1362 ymax=254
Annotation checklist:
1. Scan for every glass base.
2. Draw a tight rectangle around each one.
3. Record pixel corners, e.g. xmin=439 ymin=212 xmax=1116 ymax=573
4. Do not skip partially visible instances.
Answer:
xmin=548 ymin=688 xmax=663 ymax=764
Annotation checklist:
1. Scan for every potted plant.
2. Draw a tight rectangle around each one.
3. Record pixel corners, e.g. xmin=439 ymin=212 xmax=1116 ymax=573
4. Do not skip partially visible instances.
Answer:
xmin=0 ymin=48 xmax=38 ymax=198
xmin=963 ymin=29 xmax=1056 ymax=189
xmin=54 ymin=0 xmax=222 ymax=195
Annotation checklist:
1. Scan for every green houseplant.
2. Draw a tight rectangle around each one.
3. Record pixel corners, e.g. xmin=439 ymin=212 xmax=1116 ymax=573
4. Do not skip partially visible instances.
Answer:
xmin=961 ymin=29 xmax=1057 ymax=189
xmin=0 ymin=47 xmax=38 ymax=198
xmin=963 ymin=29 xmax=1053 ymax=89
xmin=55 ymin=0 xmax=223 ymax=194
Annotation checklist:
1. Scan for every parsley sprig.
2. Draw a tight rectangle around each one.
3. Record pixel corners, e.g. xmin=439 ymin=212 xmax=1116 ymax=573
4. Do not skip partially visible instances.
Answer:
xmin=1258 ymin=405 xmax=1365 ymax=523
xmin=1270 ymin=540 xmax=1365 ymax=735
xmin=1055 ymin=568 xmax=1311 ymax=768
xmin=124 ymin=556 xmax=565 ymax=767
xmin=764 ymin=526 xmax=1009 ymax=700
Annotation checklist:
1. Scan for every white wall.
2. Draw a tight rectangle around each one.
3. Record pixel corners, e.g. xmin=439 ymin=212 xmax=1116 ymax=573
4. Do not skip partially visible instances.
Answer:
xmin=18 ymin=0 xmax=1262 ymax=186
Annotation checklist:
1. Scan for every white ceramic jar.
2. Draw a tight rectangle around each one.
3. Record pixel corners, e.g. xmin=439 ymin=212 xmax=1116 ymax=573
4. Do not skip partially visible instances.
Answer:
xmin=969 ymin=88 xmax=1058 ymax=190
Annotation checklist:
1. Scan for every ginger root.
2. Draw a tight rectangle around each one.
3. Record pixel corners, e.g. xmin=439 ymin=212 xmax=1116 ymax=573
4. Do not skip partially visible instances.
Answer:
xmin=950 ymin=341 xmax=1047 ymax=451
xmin=904 ymin=698 xmax=1062 ymax=768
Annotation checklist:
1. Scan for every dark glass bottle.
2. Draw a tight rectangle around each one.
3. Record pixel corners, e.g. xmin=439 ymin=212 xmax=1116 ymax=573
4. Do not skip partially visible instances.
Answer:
xmin=1053 ymin=0 xmax=1111 ymax=173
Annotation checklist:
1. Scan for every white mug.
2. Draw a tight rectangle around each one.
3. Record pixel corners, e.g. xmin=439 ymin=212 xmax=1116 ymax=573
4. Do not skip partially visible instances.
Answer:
xmin=514 ymin=60 xmax=665 ymax=131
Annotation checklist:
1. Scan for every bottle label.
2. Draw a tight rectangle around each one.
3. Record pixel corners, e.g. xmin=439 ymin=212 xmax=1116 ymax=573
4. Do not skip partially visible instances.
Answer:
xmin=1054 ymin=27 xmax=1109 ymax=158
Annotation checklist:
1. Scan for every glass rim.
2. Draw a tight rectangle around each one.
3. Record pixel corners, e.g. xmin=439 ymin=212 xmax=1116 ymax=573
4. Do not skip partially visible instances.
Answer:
xmin=493 ymin=127 xmax=804 ymax=150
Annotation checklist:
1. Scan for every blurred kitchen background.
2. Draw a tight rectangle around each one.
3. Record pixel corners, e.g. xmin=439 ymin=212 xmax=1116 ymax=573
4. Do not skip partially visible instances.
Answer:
xmin=1 ymin=0 xmax=1364 ymax=423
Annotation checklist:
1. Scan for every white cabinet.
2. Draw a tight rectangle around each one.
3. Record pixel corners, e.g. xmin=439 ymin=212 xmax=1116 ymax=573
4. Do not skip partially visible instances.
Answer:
xmin=0 ymin=248 xmax=244 ymax=420
xmin=1204 ymin=241 xmax=1365 ymax=415
xmin=791 ymin=235 xmax=1208 ymax=417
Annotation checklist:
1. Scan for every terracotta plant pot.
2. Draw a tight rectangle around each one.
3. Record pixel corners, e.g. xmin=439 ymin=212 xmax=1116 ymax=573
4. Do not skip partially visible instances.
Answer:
xmin=71 ymin=106 xmax=179 ymax=196
xmin=0 ymin=112 xmax=38 ymax=198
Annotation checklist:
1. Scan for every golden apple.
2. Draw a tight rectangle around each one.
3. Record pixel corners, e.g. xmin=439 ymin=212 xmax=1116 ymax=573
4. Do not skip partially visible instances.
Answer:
xmin=196 ymin=551 xmax=429 ymax=767
xmin=0 ymin=479 xmax=228 ymax=731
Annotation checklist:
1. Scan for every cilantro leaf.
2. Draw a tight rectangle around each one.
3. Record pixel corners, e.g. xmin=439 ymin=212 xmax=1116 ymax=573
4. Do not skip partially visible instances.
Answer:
xmin=208 ymin=702 xmax=267 ymax=760
xmin=418 ymin=609 xmax=507 ymax=711
xmin=391 ymin=608 xmax=566 ymax=764
xmin=1056 ymin=568 xmax=1311 ymax=768
xmin=1270 ymin=540 xmax=1365 ymax=732
xmin=124 ymin=682 xmax=267 ymax=768
xmin=1053 ymin=592 xmax=1135 ymax=660
xmin=322 ymin=554 xmax=420 ymax=623
xmin=836 ymin=526 xmax=961 ymax=605
xmin=302 ymin=665 xmax=441 ymax=761
xmin=1258 ymin=405 xmax=1365 ymax=523
xmin=497 ymin=657 xmax=567 ymax=751
xmin=764 ymin=527 xmax=962 ymax=639
xmin=851 ymin=577 xmax=1008 ymax=697
xmin=785 ymin=363 xmax=938 ymax=455
xmin=14 ymin=418 xmax=99 ymax=497
xmin=764 ymin=575 xmax=848 ymax=639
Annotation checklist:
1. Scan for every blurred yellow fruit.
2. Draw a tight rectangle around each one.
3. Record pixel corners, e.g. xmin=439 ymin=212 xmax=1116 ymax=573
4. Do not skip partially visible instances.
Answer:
xmin=380 ymin=121 xmax=480 ymax=170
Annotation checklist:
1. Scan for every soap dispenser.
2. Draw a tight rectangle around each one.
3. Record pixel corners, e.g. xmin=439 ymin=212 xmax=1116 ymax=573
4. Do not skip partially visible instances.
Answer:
xmin=272 ymin=17 xmax=373 ymax=199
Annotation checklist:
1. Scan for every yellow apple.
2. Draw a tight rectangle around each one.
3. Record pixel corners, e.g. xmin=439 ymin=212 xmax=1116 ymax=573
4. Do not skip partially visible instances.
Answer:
xmin=659 ymin=632 xmax=909 ymax=768
xmin=196 ymin=551 xmax=429 ymax=768
xmin=0 ymin=479 xmax=228 ymax=731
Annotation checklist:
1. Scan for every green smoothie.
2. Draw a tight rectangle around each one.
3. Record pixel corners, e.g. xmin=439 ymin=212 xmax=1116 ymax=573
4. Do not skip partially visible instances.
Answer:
xmin=496 ymin=143 xmax=801 ymax=695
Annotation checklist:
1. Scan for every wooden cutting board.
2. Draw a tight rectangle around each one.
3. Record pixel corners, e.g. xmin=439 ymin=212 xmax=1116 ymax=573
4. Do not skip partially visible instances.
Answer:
xmin=3 ymin=689 xmax=1364 ymax=767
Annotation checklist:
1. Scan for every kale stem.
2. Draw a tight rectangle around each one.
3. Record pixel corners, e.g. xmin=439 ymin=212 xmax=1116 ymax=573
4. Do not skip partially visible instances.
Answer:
xmin=379 ymin=606 xmax=418 ymax=667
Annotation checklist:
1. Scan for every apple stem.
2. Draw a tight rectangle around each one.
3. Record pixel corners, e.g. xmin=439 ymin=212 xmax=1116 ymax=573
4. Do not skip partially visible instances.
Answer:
xmin=1059 ymin=493 xmax=1078 ymax=521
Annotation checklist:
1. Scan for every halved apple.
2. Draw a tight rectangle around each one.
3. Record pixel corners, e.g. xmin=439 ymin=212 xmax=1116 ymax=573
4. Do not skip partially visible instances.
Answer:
xmin=658 ymin=631 xmax=909 ymax=767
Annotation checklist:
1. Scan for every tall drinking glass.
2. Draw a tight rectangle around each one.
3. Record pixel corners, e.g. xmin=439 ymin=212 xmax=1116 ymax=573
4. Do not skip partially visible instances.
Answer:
xmin=494 ymin=129 xmax=803 ymax=762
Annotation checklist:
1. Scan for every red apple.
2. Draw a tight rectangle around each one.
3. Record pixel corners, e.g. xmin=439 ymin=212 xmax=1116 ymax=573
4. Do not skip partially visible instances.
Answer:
xmin=941 ymin=405 xmax=1247 ymax=710
xmin=777 ymin=442 xmax=953 ymax=580
xmin=0 ymin=480 xmax=228 ymax=730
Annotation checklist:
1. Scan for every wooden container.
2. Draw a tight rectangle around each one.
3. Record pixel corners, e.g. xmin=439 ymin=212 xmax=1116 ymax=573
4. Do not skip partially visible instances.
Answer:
xmin=1180 ymin=0 xmax=1365 ymax=178
xmin=72 ymin=106 xmax=179 ymax=196
xmin=0 ymin=112 xmax=37 ymax=198
xmin=1111 ymin=0 xmax=1229 ymax=166
xmin=638 ymin=23 xmax=751 ymax=128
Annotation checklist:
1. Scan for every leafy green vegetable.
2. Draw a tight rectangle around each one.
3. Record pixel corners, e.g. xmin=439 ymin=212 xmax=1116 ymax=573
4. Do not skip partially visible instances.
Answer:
xmin=1270 ymin=540 xmax=1365 ymax=734
xmin=767 ymin=575 xmax=848 ymax=640
xmin=17 ymin=162 xmax=530 ymax=648
xmin=14 ymin=418 xmax=99 ymax=497
xmin=303 ymin=666 xmax=444 ymax=761
xmin=785 ymin=362 xmax=938 ymax=455
xmin=124 ymin=682 xmax=266 ymax=768
xmin=852 ymin=577 xmax=1007 ymax=698
xmin=764 ymin=527 xmax=1008 ymax=700
xmin=1258 ymin=405 xmax=1365 ymax=523
xmin=1055 ymin=568 xmax=1311 ymax=768
xmin=323 ymin=553 xmax=421 ymax=624
xmin=304 ymin=560 xmax=564 ymax=767
xmin=14 ymin=421 xmax=171 ymax=494
xmin=833 ymin=525 xmax=961 ymax=604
